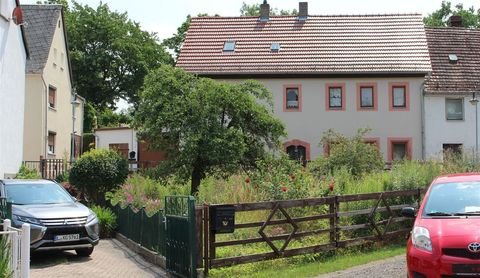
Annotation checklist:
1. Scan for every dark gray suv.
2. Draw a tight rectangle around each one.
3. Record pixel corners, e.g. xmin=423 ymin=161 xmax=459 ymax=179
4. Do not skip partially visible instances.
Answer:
xmin=0 ymin=179 xmax=99 ymax=256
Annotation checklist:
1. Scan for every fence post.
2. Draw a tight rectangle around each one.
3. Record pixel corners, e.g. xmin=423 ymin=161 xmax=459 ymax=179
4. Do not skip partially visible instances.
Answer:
xmin=329 ymin=199 xmax=334 ymax=244
xmin=3 ymin=219 xmax=11 ymax=230
xmin=334 ymin=196 xmax=340 ymax=246
xmin=21 ymin=223 xmax=30 ymax=278
xmin=203 ymin=205 xmax=209 ymax=277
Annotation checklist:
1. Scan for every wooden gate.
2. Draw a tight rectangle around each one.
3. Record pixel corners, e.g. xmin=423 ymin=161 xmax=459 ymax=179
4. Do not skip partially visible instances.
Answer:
xmin=201 ymin=189 xmax=422 ymax=275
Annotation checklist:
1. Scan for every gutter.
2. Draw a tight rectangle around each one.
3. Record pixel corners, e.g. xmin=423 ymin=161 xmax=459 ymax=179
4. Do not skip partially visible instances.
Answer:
xmin=41 ymin=73 xmax=48 ymax=158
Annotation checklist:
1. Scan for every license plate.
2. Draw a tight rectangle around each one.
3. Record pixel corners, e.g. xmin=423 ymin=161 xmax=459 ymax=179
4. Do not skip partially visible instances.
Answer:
xmin=453 ymin=264 xmax=480 ymax=274
xmin=54 ymin=234 xmax=80 ymax=242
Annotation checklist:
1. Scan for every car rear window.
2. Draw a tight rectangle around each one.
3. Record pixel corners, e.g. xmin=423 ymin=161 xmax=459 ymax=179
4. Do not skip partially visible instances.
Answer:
xmin=423 ymin=182 xmax=480 ymax=216
xmin=5 ymin=182 xmax=74 ymax=205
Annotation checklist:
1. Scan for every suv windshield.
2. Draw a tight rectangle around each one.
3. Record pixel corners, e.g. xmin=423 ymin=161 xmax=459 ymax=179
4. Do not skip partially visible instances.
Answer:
xmin=423 ymin=182 xmax=480 ymax=216
xmin=5 ymin=182 xmax=74 ymax=205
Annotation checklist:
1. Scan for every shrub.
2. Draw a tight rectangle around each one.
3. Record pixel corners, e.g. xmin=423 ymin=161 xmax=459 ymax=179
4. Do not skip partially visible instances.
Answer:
xmin=90 ymin=206 xmax=117 ymax=238
xmin=15 ymin=165 xmax=40 ymax=179
xmin=106 ymin=174 xmax=189 ymax=214
xmin=0 ymin=236 xmax=12 ymax=278
xmin=311 ymin=128 xmax=384 ymax=177
xmin=69 ymin=149 xmax=128 ymax=205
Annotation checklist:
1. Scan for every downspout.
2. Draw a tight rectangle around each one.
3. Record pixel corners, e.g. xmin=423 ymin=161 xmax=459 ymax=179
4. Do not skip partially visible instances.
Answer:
xmin=41 ymin=73 xmax=48 ymax=158
xmin=420 ymin=79 xmax=428 ymax=161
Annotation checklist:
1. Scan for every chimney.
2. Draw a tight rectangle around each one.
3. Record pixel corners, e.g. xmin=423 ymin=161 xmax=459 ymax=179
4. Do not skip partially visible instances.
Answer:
xmin=448 ymin=15 xmax=463 ymax=27
xmin=298 ymin=2 xmax=308 ymax=21
xmin=260 ymin=0 xmax=269 ymax=21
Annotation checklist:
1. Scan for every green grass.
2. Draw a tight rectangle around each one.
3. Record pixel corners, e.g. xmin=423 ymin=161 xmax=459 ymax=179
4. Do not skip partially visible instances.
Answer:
xmin=209 ymin=244 xmax=405 ymax=278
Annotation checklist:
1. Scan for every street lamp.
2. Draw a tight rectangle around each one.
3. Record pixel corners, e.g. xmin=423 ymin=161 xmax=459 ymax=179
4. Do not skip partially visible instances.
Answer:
xmin=469 ymin=92 xmax=479 ymax=164
xmin=71 ymin=95 xmax=81 ymax=161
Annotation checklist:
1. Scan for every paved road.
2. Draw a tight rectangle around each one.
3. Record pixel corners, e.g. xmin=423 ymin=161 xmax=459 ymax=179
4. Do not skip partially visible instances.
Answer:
xmin=316 ymin=255 xmax=406 ymax=278
xmin=31 ymin=239 xmax=166 ymax=278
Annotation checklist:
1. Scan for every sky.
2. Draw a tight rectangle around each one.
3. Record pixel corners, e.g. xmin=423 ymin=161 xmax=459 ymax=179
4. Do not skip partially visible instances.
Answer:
xmin=21 ymin=0 xmax=480 ymax=41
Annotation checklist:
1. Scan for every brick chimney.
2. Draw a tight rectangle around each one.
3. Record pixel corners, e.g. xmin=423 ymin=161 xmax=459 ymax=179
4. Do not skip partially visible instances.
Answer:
xmin=298 ymin=2 xmax=308 ymax=21
xmin=448 ymin=15 xmax=463 ymax=27
xmin=260 ymin=0 xmax=269 ymax=21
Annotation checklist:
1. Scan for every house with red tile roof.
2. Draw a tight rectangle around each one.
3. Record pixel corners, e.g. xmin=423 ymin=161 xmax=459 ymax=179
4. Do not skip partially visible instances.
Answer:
xmin=424 ymin=20 xmax=480 ymax=159
xmin=177 ymin=1 xmax=432 ymax=162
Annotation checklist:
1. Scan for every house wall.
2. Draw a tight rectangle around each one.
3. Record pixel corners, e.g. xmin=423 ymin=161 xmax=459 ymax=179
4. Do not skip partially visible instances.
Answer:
xmin=221 ymin=77 xmax=424 ymax=161
xmin=424 ymin=94 xmax=478 ymax=159
xmin=43 ymin=13 xmax=77 ymax=160
xmin=0 ymin=0 xmax=27 ymax=178
xmin=95 ymin=128 xmax=138 ymax=158
xmin=23 ymin=74 xmax=45 ymax=161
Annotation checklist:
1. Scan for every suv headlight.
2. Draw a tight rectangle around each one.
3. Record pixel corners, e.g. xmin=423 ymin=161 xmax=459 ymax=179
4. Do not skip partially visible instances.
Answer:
xmin=13 ymin=215 xmax=42 ymax=226
xmin=412 ymin=226 xmax=432 ymax=252
xmin=87 ymin=211 xmax=98 ymax=223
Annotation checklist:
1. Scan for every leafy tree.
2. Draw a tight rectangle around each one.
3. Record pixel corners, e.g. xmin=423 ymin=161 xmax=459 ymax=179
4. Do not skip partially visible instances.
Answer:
xmin=135 ymin=65 xmax=286 ymax=194
xmin=240 ymin=1 xmax=298 ymax=16
xmin=65 ymin=2 xmax=172 ymax=109
xmin=424 ymin=1 xmax=480 ymax=28
xmin=311 ymin=129 xmax=384 ymax=177
xmin=97 ymin=108 xmax=133 ymax=128
xmin=69 ymin=149 xmax=128 ymax=205
xmin=163 ymin=15 xmax=191 ymax=60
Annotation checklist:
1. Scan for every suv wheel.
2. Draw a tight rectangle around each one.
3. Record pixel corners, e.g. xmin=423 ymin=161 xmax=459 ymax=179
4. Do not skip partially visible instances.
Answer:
xmin=75 ymin=247 xmax=94 ymax=257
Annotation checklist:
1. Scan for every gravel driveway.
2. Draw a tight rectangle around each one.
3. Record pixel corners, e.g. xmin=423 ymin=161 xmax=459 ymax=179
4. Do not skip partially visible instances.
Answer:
xmin=316 ymin=255 xmax=406 ymax=278
xmin=30 ymin=239 xmax=166 ymax=278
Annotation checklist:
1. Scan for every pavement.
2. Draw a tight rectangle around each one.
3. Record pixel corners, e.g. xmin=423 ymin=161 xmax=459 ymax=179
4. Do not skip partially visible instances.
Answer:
xmin=30 ymin=239 xmax=167 ymax=278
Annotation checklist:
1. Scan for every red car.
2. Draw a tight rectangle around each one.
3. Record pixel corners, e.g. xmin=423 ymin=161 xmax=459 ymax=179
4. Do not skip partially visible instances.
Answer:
xmin=403 ymin=173 xmax=480 ymax=278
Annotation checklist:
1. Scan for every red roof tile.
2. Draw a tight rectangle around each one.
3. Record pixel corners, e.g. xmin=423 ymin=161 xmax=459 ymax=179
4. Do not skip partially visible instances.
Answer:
xmin=177 ymin=14 xmax=431 ymax=75
xmin=424 ymin=27 xmax=480 ymax=95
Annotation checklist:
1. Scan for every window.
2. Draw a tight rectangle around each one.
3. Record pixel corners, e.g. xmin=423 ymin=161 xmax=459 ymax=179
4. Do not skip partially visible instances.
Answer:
xmin=223 ymin=41 xmax=236 ymax=52
xmin=286 ymin=88 xmax=299 ymax=109
xmin=360 ymin=87 xmax=374 ymax=108
xmin=325 ymin=83 xmax=346 ymax=111
xmin=283 ymin=85 xmax=302 ymax=112
xmin=271 ymin=43 xmax=280 ymax=52
xmin=389 ymin=82 xmax=410 ymax=111
xmin=392 ymin=142 xmax=407 ymax=160
xmin=443 ymin=144 xmax=463 ymax=157
xmin=286 ymin=145 xmax=306 ymax=161
xmin=446 ymin=98 xmax=463 ymax=120
xmin=388 ymin=137 xmax=412 ymax=161
xmin=356 ymin=83 xmax=378 ymax=111
xmin=48 ymin=132 xmax=56 ymax=154
xmin=284 ymin=139 xmax=310 ymax=161
xmin=48 ymin=86 xmax=56 ymax=108
xmin=329 ymin=87 xmax=342 ymax=108
xmin=392 ymin=86 xmax=406 ymax=107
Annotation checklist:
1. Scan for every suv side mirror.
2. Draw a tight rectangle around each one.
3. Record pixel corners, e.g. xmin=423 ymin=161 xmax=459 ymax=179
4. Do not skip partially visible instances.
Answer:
xmin=401 ymin=207 xmax=416 ymax=218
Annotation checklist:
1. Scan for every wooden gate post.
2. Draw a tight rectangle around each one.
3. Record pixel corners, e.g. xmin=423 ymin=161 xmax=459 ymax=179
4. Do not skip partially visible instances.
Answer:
xmin=203 ymin=205 xmax=209 ymax=276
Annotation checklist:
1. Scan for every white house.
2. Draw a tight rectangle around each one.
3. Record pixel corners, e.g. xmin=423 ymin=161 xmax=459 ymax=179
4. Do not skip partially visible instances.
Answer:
xmin=176 ymin=2 xmax=431 ymax=162
xmin=424 ymin=24 xmax=480 ymax=160
xmin=0 ymin=0 xmax=28 ymax=178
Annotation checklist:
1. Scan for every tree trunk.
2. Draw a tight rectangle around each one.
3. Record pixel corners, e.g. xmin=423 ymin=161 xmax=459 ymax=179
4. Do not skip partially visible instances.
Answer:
xmin=191 ymin=166 xmax=203 ymax=195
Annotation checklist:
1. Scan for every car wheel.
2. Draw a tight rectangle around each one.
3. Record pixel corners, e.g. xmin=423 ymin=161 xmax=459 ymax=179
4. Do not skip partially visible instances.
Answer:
xmin=75 ymin=247 xmax=94 ymax=257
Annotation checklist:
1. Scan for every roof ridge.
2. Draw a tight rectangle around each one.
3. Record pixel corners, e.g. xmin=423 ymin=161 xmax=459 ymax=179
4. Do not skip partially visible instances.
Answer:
xmin=193 ymin=13 xmax=422 ymax=19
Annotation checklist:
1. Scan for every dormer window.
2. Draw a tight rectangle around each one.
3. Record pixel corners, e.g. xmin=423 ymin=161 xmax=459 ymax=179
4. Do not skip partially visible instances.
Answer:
xmin=448 ymin=54 xmax=458 ymax=63
xmin=223 ymin=41 xmax=236 ymax=52
xmin=271 ymin=42 xmax=280 ymax=52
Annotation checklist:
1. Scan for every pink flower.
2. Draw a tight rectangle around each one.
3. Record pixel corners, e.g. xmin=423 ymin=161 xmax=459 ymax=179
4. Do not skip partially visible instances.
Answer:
xmin=281 ymin=186 xmax=288 ymax=192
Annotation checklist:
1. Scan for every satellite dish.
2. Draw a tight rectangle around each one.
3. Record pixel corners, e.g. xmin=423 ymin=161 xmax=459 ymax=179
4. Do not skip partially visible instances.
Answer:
xmin=12 ymin=7 xmax=24 ymax=25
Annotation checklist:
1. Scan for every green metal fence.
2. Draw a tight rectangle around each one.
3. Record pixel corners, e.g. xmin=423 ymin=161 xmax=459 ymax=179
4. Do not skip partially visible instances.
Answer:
xmin=113 ymin=204 xmax=166 ymax=256
xmin=165 ymin=196 xmax=197 ymax=278
xmin=0 ymin=197 xmax=12 ymax=221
